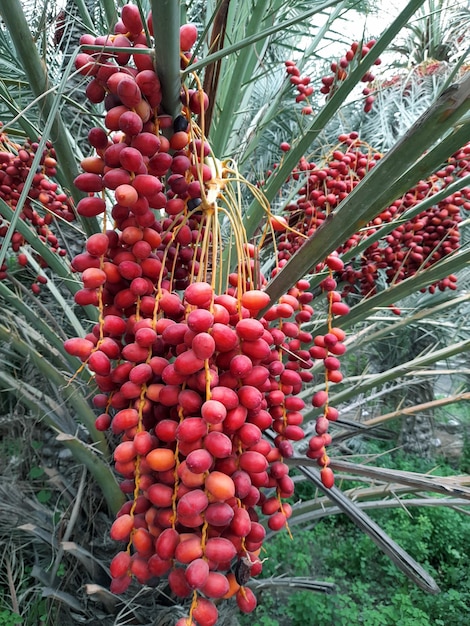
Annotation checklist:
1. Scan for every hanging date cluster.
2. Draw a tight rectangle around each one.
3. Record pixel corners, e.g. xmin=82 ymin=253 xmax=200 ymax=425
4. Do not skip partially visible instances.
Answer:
xmin=272 ymin=134 xmax=470 ymax=300
xmin=63 ymin=4 xmax=331 ymax=625
xmin=0 ymin=132 xmax=74 ymax=292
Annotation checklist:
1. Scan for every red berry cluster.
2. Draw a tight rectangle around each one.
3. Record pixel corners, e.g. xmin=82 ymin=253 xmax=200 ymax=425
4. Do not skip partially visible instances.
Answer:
xmin=271 ymin=135 xmax=470 ymax=299
xmin=75 ymin=6 xmax=205 ymax=131
xmin=320 ymin=40 xmax=380 ymax=112
xmin=72 ymin=7 xmax=210 ymax=295
xmin=0 ymin=132 xmax=74 ymax=292
xmin=65 ymin=279 xmax=314 ymax=622
xmin=273 ymin=133 xmax=376 ymax=260
xmin=303 ymin=255 xmax=349 ymax=487
xmin=284 ymin=41 xmax=381 ymax=116
xmin=65 ymin=5 xmax=333 ymax=624
xmin=337 ymin=143 xmax=470 ymax=298
xmin=284 ymin=60 xmax=314 ymax=116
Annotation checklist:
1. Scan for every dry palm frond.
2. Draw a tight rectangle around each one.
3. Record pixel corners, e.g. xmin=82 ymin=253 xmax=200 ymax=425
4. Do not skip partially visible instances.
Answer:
xmin=250 ymin=576 xmax=335 ymax=594
xmin=293 ymin=465 xmax=440 ymax=594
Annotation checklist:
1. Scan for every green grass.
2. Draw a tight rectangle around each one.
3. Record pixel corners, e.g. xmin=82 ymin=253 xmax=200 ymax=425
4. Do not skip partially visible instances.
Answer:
xmin=241 ymin=452 xmax=470 ymax=626
xmin=434 ymin=399 xmax=470 ymax=425
xmin=242 ymin=507 xmax=470 ymax=625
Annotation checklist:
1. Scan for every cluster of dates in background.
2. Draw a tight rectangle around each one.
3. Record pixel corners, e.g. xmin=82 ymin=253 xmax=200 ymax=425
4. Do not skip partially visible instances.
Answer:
xmin=0 ymin=133 xmax=74 ymax=292
xmin=271 ymin=134 xmax=470 ymax=303
xmin=285 ymin=38 xmax=381 ymax=116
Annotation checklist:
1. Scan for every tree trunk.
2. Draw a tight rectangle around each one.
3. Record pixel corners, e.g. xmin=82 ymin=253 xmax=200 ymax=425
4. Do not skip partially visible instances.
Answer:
xmin=398 ymin=371 xmax=436 ymax=458
xmin=400 ymin=411 xmax=434 ymax=458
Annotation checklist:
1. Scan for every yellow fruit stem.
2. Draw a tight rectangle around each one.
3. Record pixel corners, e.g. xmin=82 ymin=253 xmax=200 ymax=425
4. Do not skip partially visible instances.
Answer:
xmin=127 ymin=377 xmax=149 ymax=555
xmin=188 ymin=589 xmax=199 ymax=623
xmin=204 ymin=358 xmax=212 ymax=401
xmin=276 ymin=489 xmax=293 ymax=540
xmin=200 ymin=519 xmax=209 ymax=553
xmin=182 ymin=102 xmax=258 ymax=295
xmin=170 ymin=405 xmax=187 ymax=529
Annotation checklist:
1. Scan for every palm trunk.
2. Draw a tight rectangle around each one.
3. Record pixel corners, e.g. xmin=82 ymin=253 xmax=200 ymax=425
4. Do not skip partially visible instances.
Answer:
xmin=400 ymin=394 xmax=435 ymax=458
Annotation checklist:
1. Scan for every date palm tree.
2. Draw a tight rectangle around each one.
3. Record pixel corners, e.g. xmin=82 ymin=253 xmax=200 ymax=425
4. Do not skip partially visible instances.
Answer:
xmin=0 ymin=0 xmax=469 ymax=623
xmin=343 ymin=0 xmax=470 ymax=455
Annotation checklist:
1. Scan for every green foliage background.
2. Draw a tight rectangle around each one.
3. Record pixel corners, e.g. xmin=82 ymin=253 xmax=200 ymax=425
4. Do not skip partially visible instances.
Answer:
xmin=242 ymin=451 xmax=470 ymax=625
